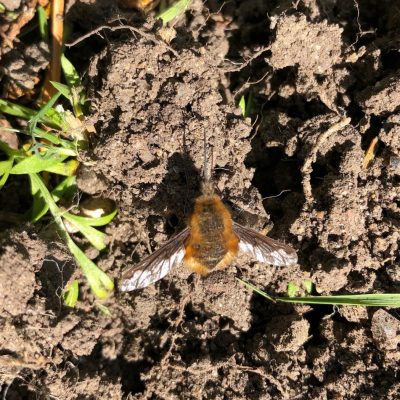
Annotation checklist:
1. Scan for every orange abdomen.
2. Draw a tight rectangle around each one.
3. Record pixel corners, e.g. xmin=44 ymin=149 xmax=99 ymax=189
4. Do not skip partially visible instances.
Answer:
xmin=184 ymin=195 xmax=239 ymax=275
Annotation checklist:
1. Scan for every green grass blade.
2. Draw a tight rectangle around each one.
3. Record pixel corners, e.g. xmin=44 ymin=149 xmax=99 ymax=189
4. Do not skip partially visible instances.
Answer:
xmin=6 ymin=126 xmax=77 ymax=152
xmin=0 ymin=99 xmax=37 ymax=120
xmin=20 ymin=127 xmax=62 ymax=145
xmin=29 ymin=173 xmax=45 ymax=221
xmin=236 ymin=278 xmax=276 ymax=302
xmin=0 ymin=98 xmax=62 ymax=129
xmin=61 ymin=54 xmax=80 ymax=87
xmin=0 ymin=126 xmax=19 ymax=133
xmin=239 ymin=93 xmax=253 ymax=117
xmin=50 ymin=81 xmax=71 ymax=99
xmin=51 ymin=175 xmax=77 ymax=201
xmin=238 ymin=279 xmax=400 ymax=307
xmin=29 ymin=92 xmax=63 ymax=134
xmin=67 ymin=239 xmax=114 ymax=299
xmin=157 ymin=0 xmax=192 ymax=24
xmin=45 ymin=146 xmax=78 ymax=157
xmin=276 ymin=294 xmax=400 ymax=307
xmin=10 ymin=154 xmax=68 ymax=174
xmin=61 ymin=55 xmax=85 ymax=117
xmin=63 ymin=208 xmax=118 ymax=227
xmin=37 ymin=5 xmax=49 ymax=43
xmin=51 ymin=79 xmax=84 ymax=117
xmin=29 ymin=173 xmax=61 ymax=216
xmin=22 ymin=128 xmax=79 ymax=153
xmin=239 ymin=95 xmax=246 ymax=117
xmin=44 ymin=159 xmax=79 ymax=176
xmin=64 ymin=280 xmax=79 ymax=307
xmin=303 ymin=280 xmax=314 ymax=294
xmin=63 ymin=212 xmax=107 ymax=251
xmin=29 ymin=175 xmax=76 ymax=222
xmin=0 ymin=159 xmax=14 ymax=175
xmin=0 ymin=157 xmax=14 ymax=189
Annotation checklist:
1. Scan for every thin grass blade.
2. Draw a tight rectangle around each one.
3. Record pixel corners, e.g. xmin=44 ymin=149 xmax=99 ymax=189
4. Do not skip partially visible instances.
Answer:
xmin=37 ymin=5 xmax=49 ymax=43
xmin=64 ymin=209 xmax=118 ymax=227
xmin=62 ymin=212 xmax=107 ymax=251
xmin=61 ymin=54 xmax=81 ymax=87
xmin=44 ymin=159 xmax=79 ymax=176
xmin=0 ymin=99 xmax=37 ymax=120
xmin=28 ymin=92 xmax=63 ymax=135
xmin=67 ymin=239 xmax=114 ymax=299
xmin=157 ymin=0 xmax=192 ymax=24
xmin=0 ymin=157 xmax=14 ymax=189
xmin=96 ymin=303 xmax=112 ymax=316
xmin=29 ymin=175 xmax=76 ymax=222
xmin=50 ymin=81 xmax=71 ymax=99
xmin=277 ymin=294 xmax=400 ymax=307
xmin=238 ymin=279 xmax=400 ymax=308
xmin=236 ymin=278 xmax=276 ymax=302
xmin=10 ymin=154 xmax=68 ymax=174
xmin=64 ymin=280 xmax=79 ymax=307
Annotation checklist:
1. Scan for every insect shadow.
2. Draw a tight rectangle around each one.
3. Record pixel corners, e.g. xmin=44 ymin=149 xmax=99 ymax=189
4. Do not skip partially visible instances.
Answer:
xmin=37 ymin=256 xmax=75 ymax=315
xmin=146 ymin=151 xmax=202 ymax=235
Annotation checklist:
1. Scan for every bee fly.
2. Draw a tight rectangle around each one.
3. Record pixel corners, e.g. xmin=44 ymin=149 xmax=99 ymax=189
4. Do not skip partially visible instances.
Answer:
xmin=120 ymin=134 xmax=298 ymax=291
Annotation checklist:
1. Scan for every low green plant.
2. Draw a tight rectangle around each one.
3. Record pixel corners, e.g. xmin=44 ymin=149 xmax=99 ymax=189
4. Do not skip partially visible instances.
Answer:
xmin=157 ymin=0 xmax=192 ymax=24
xmin=239 ymin=92 xmax=253 ymax=118
xmin=0 ymin=55 xmax=116 ymax=304
xmin=37 ymin=5 xmax=49 ymax=43
xmin=286 ymin=279 xmax=315 ymax=297
xmin=64 ymin=280 xmax=79 ymax=307
xmin=238 ymin=279 xmax=400 ymax=307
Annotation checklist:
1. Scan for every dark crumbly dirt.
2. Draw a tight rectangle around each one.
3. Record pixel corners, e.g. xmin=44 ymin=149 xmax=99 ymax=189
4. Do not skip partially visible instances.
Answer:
xmin=1 ymin=0 xmax=400 ymax=399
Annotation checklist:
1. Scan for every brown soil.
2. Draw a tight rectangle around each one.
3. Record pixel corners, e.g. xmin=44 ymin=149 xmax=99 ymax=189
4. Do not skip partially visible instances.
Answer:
xmin=1 ymin=0 xmax=400 ymax=399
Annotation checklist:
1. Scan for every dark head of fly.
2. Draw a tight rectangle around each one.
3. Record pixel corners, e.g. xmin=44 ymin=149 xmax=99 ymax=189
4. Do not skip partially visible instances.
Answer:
xmin=120 ymin=133 xmax=298 ymax=291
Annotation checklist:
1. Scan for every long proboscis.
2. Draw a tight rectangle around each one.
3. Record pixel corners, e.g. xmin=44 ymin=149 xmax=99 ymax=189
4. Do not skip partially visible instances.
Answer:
xmin=203 ymin=129 xmax=209 ymax=181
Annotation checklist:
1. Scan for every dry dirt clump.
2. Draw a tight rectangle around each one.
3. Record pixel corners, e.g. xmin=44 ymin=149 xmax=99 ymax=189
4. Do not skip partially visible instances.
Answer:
xmin=0 ymin=228 xmax=46 ymax=316
xmin=0 ymin=228 xmax=124 ymax=399
xmin=0 ymin=231 xmax=66 ymax=398
xmin=356 ymin=71 xmax=400 ymax=116
xmin=0 ymin=42 xmax=49 ymax=98
xmin=270 ymin=15 xmax=343 ymax=74
xmin=269 ymin=14 xmax=349 ymax=112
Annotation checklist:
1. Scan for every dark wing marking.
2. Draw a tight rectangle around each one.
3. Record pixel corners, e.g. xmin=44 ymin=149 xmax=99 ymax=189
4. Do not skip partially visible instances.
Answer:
xmin=120 ymin=228 xmax=190 ymax=291
xmin=233 ymin=222 xmax=297 ymax=266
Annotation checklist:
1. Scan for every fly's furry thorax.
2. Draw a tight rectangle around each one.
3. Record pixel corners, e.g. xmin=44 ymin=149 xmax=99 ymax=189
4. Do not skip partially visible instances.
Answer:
xmin=184 ymin=188 xmax=239 ymax=275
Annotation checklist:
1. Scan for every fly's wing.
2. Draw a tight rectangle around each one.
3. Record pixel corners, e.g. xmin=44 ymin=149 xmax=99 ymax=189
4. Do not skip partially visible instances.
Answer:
xmin=233 ymin=222 xmax=297 ymax=266
xmin=120 ymin=228 xmax=190 ymax=292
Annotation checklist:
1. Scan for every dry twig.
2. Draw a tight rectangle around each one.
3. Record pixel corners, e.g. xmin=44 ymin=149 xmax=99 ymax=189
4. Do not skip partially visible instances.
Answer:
xmin=42 ymin=0 xmax=64 ymax=100
xmin=302 ymin=117 xmax=351 ymax=202
xmin=362 ymin=136 xmax=379 ymax=169
xmin=223 ymin=46 xmax=271 ymax=73
xmin=66 ymin=24 xmax=179 ymax=57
